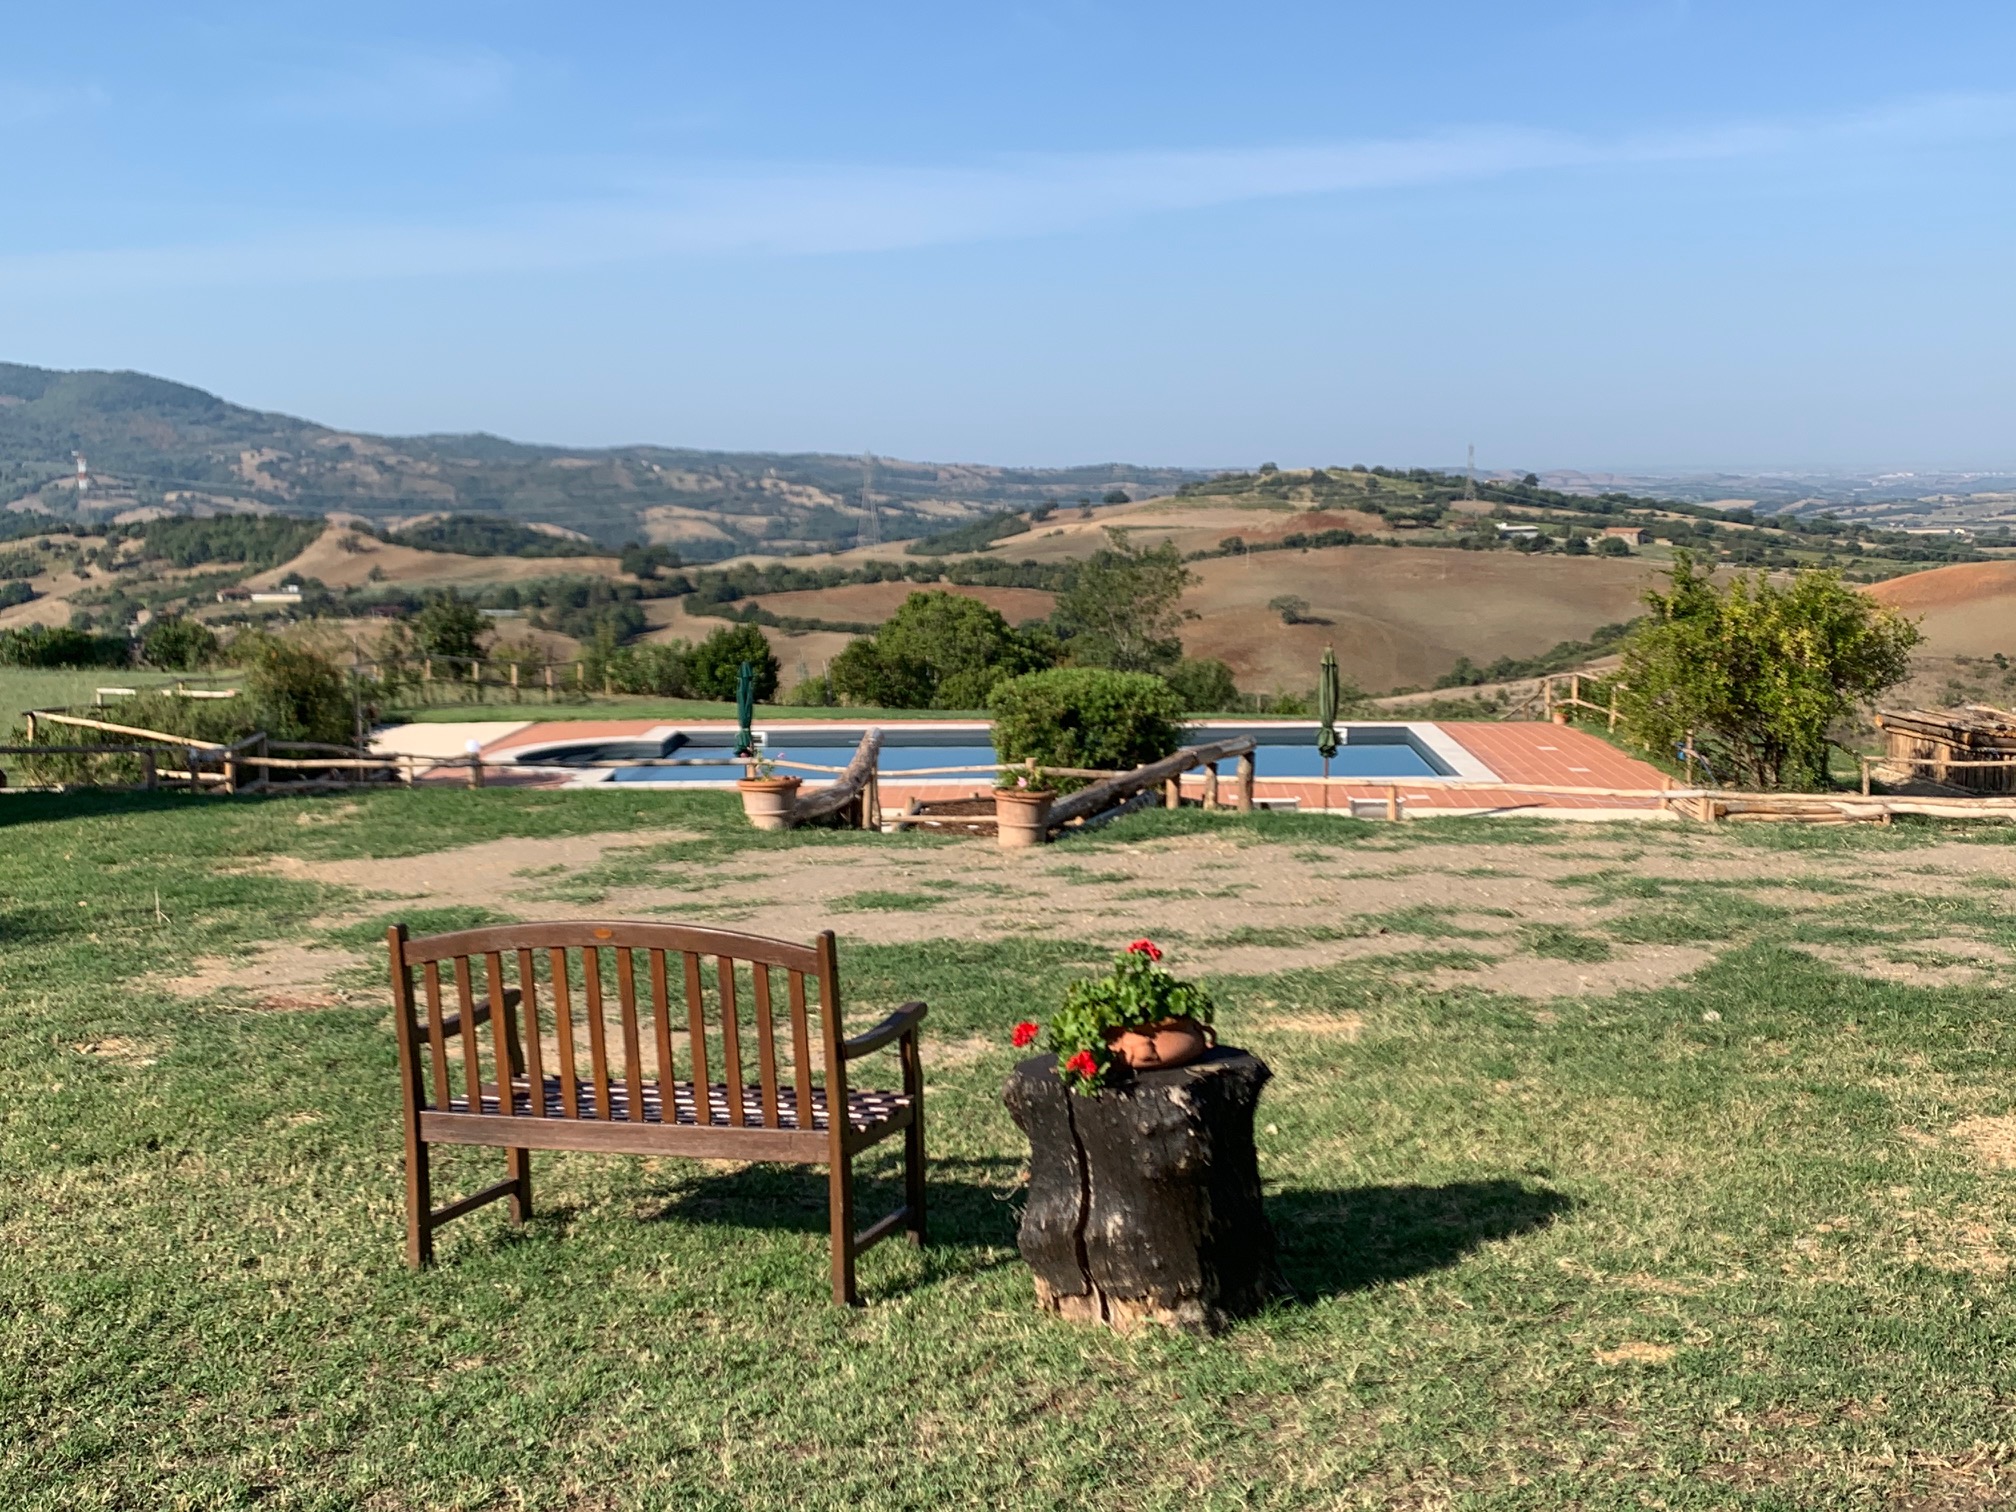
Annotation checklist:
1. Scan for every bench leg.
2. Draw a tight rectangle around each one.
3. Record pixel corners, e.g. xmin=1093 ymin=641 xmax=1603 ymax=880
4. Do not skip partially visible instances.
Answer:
xmin=507 ymin=1148 xmax=533 ymax=1226
xmin=902 ymin=1036 xmax=926 ymax=1247
xmin=405 ymin=1136 xmax=434 ymax=1269
xmin=828 ymin=1150 xmax=858 ymax=1306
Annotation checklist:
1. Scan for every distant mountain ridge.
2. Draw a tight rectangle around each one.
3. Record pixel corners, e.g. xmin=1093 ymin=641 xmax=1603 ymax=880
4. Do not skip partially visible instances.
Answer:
xmin=0 ymin=361 xmax=1200 ymax=558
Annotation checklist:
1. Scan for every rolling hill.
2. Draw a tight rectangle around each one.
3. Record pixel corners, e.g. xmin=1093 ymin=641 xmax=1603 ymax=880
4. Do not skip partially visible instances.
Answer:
xmin=1865 ymin=560 xmax=2016 ymax=659
xmin=0 ymin=361 xmax=1199 ymax=556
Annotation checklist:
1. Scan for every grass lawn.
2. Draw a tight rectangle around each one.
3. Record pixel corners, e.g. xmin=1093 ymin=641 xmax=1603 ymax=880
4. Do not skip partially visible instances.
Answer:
xmin=7 ymin=790 xmax=2016 ymax=1507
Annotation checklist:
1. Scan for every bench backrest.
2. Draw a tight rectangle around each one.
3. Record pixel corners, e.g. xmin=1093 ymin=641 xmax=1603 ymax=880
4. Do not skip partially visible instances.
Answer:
xmin=387 ymin=921 xmax=845 ymax=1128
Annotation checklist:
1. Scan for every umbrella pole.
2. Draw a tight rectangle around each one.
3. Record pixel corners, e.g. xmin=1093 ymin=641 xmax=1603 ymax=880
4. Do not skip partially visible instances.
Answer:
xmin=1323 ymin=753 xmax=1329 ymax=810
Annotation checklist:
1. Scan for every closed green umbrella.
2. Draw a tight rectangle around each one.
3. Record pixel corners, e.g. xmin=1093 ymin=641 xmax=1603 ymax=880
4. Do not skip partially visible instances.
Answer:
xmin=1316 ymin=645 xmax=1341 ymax=804
xmin=734 ymin=660 xmax=757 ymax=760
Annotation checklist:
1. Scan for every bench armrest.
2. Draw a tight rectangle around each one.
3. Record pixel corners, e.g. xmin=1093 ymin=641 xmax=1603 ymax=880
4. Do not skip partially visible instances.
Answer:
xmin=842 ymin=1001 xmax=927 ymax=1061
xmin=438 ymin=985 xmax=520 ymax=1038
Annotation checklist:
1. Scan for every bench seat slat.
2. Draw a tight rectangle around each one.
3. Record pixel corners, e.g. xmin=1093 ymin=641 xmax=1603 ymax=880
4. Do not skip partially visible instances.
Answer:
xmin=442 ymin=1076 xmax=910 ymax=1133
xmin=419 ymin=1109 xmax=829 ymax=1162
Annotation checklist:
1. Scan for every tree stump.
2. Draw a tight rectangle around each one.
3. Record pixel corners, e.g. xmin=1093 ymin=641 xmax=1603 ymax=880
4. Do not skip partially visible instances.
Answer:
xmin=1003 ymin=1046 xmax=1288 ymax=1333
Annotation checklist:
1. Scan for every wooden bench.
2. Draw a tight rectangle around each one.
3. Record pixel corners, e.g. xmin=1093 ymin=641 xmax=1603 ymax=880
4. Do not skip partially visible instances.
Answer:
xmin=387 ymin=921 xmax=925 ymax=1305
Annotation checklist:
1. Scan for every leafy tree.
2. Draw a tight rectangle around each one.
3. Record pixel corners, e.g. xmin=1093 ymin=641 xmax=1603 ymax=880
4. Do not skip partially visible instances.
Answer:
xmin=828 ymin=590 xmax=1053 ymax=709
xmin=1051 ymin=532 xmax=1194 ymax=674
xmin=1268 ymin=594 xmax=1310 ymax=625
xmin=599 ymin=640 xmax=690 ymax=696
xmin=141 ymin=516 xmax=321 ymax=570
xmin=390 ymin=516 xmax=599 ymax=558
xmin=233 ymin=633 xmax=356 ymax=745
xmin=141 ymin=616 xmax=220 ymax=671
xmin=412 ymin=591 xmax=489 ymax=660
xmin=686 ymin=622 xmax=779 ymax=702
xmin=0 ymin=624 xmax=128 ymax=668
xmin=904 ymin=511 xmax=1031 ymax=557
xmin=1102 ymin=488 xmax=1130 ymax=505
xmin=1163 ymin=657 xmax=1240 ymax=712
xmin=1595 ymin=534 xmax=1631 ymax=557
xmin=0 ymin=579 xmax=33 ymax=609
xmin=1615 ymin=553 xmax=1920 ymax=789
xmin=990 ymin=668 xmax=1185 ymax=790
xmin=619 ymin=542 xmax=681 ymax=578
xmin=786 ymin=673 xmax=835 ymax=707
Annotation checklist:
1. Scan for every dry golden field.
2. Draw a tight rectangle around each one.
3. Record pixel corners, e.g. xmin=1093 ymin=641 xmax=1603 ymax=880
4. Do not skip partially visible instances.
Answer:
xmin=1866 ymin=559 xmax=2016 ymax=660
xmin=1180 ymin=546 xmax=1665 ymax=693
xmin=246 ymin=526 xmax=628 ymax=592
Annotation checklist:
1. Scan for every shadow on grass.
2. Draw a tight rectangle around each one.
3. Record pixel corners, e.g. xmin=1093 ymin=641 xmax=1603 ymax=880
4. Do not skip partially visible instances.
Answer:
xmin=640 ymin=1155 xmax=1024 ymax=1256
xmin=634 ymin=1164 xmax=1571 ymax=1299
xmin=1272 ymin=1179 xmax=1575 ymax=1296
xmin=0 ymin=787 xmax=219 ymax=829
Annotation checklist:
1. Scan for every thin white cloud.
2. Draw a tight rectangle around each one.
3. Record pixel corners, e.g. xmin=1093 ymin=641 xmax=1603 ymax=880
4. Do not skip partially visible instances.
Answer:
xmin=3 ymin=91 xmax=2013 ymax=292
xmin=261 ymin=47 xmax=513 ymax=125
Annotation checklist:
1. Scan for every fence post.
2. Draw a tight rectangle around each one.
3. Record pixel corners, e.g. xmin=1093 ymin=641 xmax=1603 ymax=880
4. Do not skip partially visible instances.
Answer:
xmin=466 ymin=739 xmax=484 ymax=789
xmin=24 ymin=712 xmax=35 ymax=745
xmin=1608 ymin=685 xmax=1619 ymax=732
xmin=1386 ymin=785 xmax=1400 ymax=822
xmin=143 ymin=750 xmax=157 ymax=791
xmin=1860 ymin=757 xmax=1871 ymax=797
xmin=544 ymin=664 xmax=555 ymax=701
xmin=1202 ymin=761 xmax=1219 ymax=810
xmin=1163 ymin=776 xmax=1180 ymax=809
xmin=1236 ymin=752 xmax=1255 ymax=812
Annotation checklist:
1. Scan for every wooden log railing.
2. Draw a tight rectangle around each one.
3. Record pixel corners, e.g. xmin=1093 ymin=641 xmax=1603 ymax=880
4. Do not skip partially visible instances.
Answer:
xmin=0 ymin=744 xmax=161 ymax=791
xmin=1045 ymin=736 xmax=1259 ymax=833
xmin=787 ymin=729 xmax=883 ymax=830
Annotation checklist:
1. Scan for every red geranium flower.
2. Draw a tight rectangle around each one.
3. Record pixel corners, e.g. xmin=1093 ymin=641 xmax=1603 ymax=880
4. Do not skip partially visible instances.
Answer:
xmin=1065 ymin=1049 xmax=1098 ymax=1080
xmin=1126 ymin=939 xmax=1162 ymax=961
xmin=1011 ymin=1020 xmax=1041 ymax=1048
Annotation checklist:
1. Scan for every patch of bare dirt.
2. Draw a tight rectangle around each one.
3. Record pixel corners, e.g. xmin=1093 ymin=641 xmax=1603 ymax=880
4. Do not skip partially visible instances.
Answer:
xmin=1797 ymin=938 xmax=2014 ymax=987
xmin=1951 ymin=1116 xmax=2016 ymax=1169
xmin=158 ymin=943 xmax=370 ymax=1005
xmin=260 ymin=830 xmax=702 ymax=915
xmin=1594 ymin=1342 xmax=1677 ymax=1366
xmin=73 ymin=1036 xmax=159 ymax=1065
xmin=1427 ymin=946 xmax=1715 ymax=1000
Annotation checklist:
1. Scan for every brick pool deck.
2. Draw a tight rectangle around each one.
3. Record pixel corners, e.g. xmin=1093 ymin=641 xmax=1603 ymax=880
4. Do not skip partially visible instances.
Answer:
xmin=399 ymin=718 xmax=1675 ymax=820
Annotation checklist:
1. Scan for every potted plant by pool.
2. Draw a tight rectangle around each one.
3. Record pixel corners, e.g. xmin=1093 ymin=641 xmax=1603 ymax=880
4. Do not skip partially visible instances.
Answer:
xmin=1011 ymin=939 xmax=1217 ymax=1092
xmin=993 ymin=769 xmax=1056 ymax=849
xmin=736 ymin=753 xmax=802 ymax=830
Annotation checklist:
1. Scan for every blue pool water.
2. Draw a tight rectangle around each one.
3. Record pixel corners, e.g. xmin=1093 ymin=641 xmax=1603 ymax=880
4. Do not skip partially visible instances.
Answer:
xmin=565 ymin=723 xmax=1447 ymax=784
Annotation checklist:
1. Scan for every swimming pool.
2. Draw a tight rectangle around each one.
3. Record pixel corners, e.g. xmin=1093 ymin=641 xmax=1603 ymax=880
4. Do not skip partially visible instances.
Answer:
xmin=509 ymin=721 xmax=1485 ymax=785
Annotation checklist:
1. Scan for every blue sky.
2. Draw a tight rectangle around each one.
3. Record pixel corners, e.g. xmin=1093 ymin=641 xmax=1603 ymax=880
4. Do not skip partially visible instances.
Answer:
xmin=5 ymin=2 xmax=2016 ymax=471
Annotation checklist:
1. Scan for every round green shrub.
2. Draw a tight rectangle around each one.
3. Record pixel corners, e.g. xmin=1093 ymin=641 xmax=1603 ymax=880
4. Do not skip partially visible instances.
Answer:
xmin=687 ymin=622 xmax=780 ymax=702
xmin=989 ymin=667 xmax=1185 ymax=789
xmin=141 ymin=616 xmax=220 ymax=671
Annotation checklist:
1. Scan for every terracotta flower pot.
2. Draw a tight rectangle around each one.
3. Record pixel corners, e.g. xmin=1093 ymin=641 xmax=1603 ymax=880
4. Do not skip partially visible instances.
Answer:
xmin=736 ymin=775 xmax=803 ymax=831
xmin=994 ymin=788 xmax=1056 ymax=849
xmin=1104 ymin=1016 xmax=1214 ymax=1072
